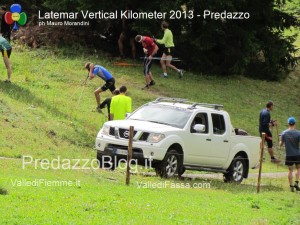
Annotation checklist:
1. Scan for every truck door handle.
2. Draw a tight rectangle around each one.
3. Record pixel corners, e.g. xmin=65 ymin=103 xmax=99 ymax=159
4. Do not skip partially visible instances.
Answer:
xmin=206 ymin=139 xmax=211 ymax=141
xmin=224 ymin=140 xmax=229 ymax=143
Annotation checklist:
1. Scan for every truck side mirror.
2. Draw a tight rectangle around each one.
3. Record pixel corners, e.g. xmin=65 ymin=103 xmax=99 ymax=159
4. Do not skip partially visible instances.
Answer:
xmin=193 ymin=124 xmax=206 ymax=133
xmin=125 ymin=113 xmax=131 ymax=118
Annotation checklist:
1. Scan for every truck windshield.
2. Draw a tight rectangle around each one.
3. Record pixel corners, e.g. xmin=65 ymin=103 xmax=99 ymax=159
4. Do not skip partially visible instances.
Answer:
xmin=128 ymin=104 xmax=192 ymax=129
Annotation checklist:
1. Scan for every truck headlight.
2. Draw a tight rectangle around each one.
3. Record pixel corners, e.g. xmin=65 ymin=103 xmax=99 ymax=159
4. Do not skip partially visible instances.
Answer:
xmin=147 ymin=133 xmax=165 ymax=143
xmin=101 ymin=125 xmax=110 ymax=136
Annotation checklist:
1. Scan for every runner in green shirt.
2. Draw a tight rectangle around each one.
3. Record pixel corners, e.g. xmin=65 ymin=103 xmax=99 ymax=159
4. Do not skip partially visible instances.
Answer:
xmin=110 ymin=86 xmax=132 ymax=120
xmin=0 ymin=36 xmax=12 ymax=83
xmin=155 ymin=21 xmax=183 ymax=79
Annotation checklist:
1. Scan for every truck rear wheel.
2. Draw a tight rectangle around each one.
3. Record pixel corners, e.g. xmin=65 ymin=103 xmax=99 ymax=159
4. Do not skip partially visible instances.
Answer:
xmin=224 ymin=156 xmax=245 ymax=183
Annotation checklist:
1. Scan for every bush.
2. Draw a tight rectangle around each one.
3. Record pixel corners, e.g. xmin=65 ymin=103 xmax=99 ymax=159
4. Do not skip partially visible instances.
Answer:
xmin=17 ymin=0 xmax=300 ymax=80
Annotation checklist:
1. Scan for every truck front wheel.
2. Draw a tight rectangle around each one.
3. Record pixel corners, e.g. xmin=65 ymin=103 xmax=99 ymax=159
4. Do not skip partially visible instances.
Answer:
xmin=158 ymin=150 xmax=183 ymax=178
xmin=97 ymin=155 xmax=118 ymax=170
xmin=224 ymin=156 xmax=246 ymax=183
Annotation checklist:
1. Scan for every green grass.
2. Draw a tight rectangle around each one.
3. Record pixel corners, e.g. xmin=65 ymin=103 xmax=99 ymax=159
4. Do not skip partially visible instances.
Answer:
xmin=1 ymin=160 xmax=300 ymax=225
xmin=1 ymin=45 xmax=300 ymax=224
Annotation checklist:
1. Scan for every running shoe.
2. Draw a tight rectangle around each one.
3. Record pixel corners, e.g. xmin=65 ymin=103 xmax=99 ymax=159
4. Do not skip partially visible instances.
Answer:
xmin=141 ymin=84 xmax=149 ymax=90
xmin=149 ymin=80 xmax=155 ymax=86
xmin=178 ymin=70 xmax=183 ymax=79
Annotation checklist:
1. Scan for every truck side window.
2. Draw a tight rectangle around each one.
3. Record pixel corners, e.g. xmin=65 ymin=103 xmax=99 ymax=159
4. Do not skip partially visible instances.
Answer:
xmin=191 ymin=113 xmax=208 ymax=133
xmin=212 ymin=114 xmax=226 ymax=135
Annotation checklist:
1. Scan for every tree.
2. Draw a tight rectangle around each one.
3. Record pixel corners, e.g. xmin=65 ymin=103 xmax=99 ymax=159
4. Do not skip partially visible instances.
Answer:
xmin=21 ymin=0 xmax=299 ymax=80
xmin=174 ymin=0 xmax=298 ymax=80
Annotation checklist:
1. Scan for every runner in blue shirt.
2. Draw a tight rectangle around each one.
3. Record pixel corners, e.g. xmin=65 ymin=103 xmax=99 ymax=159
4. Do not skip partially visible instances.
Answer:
xmin=85 ymin=62 xmax=116 ymax=112
xmin=280 ymin=117 xmax=300 ymax=192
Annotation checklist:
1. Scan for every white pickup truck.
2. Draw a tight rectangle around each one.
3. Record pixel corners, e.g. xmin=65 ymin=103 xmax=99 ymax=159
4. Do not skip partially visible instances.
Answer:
xmin=95 ymin=98 xmax=260 ymax=183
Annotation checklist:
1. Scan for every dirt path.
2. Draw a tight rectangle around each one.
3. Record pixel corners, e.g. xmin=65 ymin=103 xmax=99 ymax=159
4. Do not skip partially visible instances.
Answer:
xmin=182 ymin=172 xmax=287 ymax=180
xmin=0 ymin=157 xmax=20 ymax=160
xmin=0 ymin=156 xmax=287 ymax=179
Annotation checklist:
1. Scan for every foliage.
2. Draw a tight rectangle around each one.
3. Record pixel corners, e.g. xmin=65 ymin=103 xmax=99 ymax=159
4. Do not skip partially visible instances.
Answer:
xmin=25 ymin=0 xmax=298 ymax=80
xmin=177 ymin=0 xmax=298 ymax=80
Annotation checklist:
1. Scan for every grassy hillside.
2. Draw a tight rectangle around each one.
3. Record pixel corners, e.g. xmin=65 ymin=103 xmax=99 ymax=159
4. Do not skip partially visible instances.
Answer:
xmin=0 ymin=45 xmax=300 ymax=224
xmin=1 ymin=45 xmax=299 ymax=157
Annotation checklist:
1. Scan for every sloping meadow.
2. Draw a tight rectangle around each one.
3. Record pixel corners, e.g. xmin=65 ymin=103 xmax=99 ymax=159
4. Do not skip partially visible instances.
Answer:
xmin=0 ymin=46 xmax=299 ymax=224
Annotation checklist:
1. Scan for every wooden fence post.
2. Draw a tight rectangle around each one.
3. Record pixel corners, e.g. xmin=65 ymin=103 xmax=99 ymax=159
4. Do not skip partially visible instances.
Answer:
xmin=257 ymin=132 xmax=265 ymax=193
xmin=126 ymin=126 xmax=134 ymax=186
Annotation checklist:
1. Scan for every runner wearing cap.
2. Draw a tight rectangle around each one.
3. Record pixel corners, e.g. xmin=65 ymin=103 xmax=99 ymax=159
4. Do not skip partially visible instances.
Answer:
xmin=280 ymin=117 xmax=300 ymax=192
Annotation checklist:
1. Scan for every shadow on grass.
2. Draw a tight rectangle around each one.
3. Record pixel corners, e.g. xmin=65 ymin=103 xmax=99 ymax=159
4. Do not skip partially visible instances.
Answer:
xmin=135 ymin=171 xmax=284 ymax=193
xmin=0 ymin=187 xmax=8 ymax=195
xmin=0 ymin=81 xmax=67 ymax=118
xmin=97 ymin=168 xmax=285 ymax=193
xmin=0 ymin=81 xmax=93 ymax=146
xmin=179 ymin=176 xmax=284 ymax=193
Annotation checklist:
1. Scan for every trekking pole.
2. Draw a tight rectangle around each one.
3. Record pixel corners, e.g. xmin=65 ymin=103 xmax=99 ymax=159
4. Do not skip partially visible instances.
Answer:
xmin=275 ymin=123 xmax=283 ymax=159
xmin=276 ymin=125 xmax=279 ymax=144
xmin=70 ymin=75 xmax=89 ymax=99
xmin=82 ymin=74 xmax=89 ymax=85
xmin=139 ymin=57 xmax=182 ymax=61
xmin=76 ymin=75 xmax=89 ymax=106
xmin=271 ymin=119 xmax=280 ymax=151
xmin=77 ymin=82 xmax=87 ymax=107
